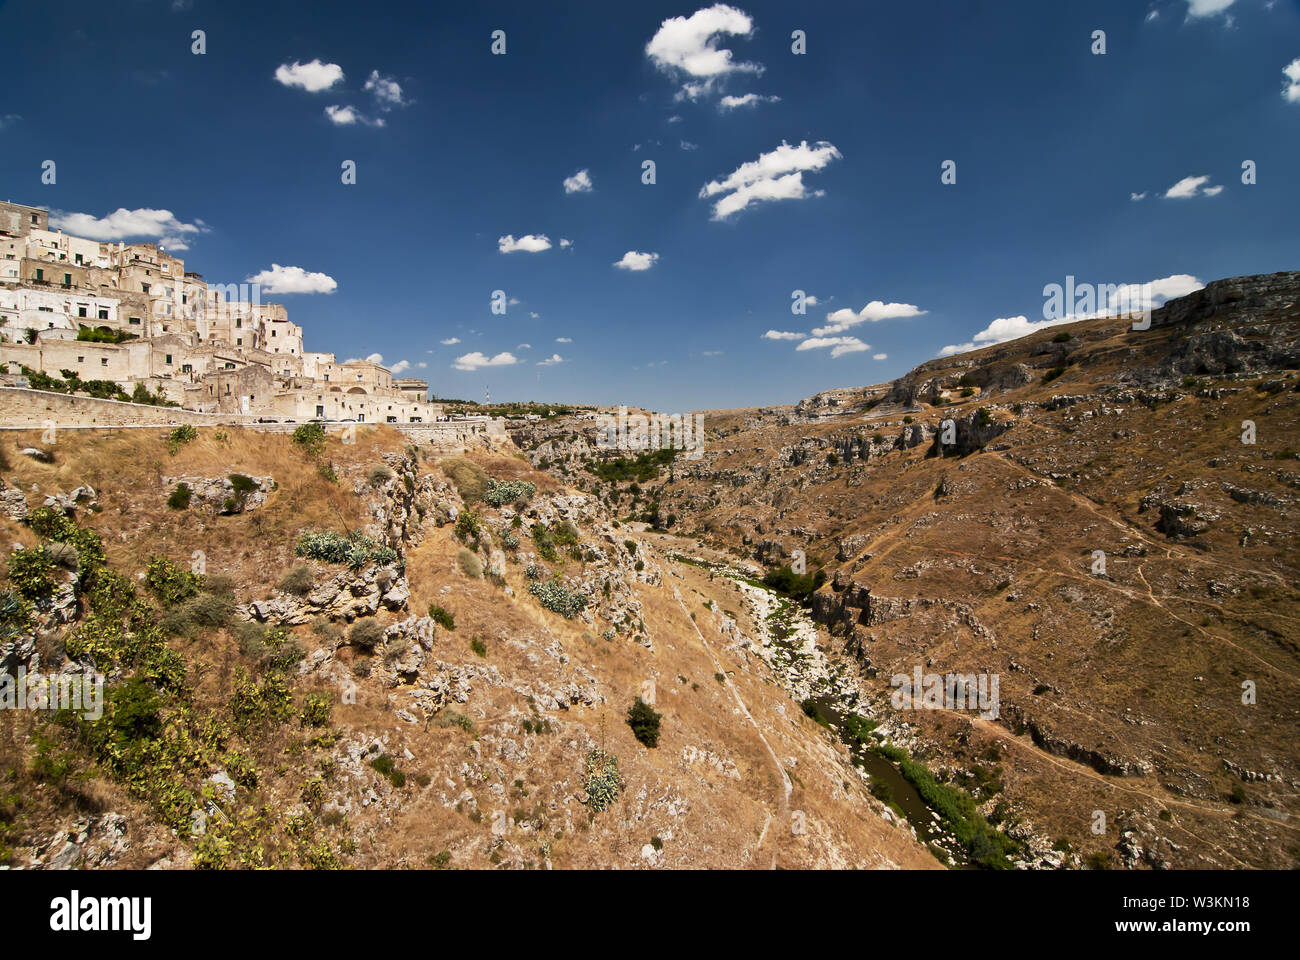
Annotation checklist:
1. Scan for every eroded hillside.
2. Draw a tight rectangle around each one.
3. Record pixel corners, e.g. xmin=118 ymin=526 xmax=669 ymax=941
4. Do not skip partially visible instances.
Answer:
xmin=513 ymin=272 xmax=1300 ymax=869
xmin=0 ymin=422 xmax=936 ymax=870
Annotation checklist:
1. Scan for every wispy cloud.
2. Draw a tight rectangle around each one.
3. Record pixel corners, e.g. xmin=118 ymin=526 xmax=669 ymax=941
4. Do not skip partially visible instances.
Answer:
xmin=563 ymin=169 xmax=593 ymax=193
xmin=700 ymin=140 xmax=841 ymax=220
xmin=498 ymin=234 xmax=553 ymax=253
xmin=1164 ymin=174 xmax=1223 ymax=199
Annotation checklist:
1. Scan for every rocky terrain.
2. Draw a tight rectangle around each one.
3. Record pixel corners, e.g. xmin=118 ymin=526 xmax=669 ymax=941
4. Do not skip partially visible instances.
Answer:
xmin=511 ymin=271 xmax=1300 ymax=869
xmin=2 ymin=270 xmax=1295 ymax=871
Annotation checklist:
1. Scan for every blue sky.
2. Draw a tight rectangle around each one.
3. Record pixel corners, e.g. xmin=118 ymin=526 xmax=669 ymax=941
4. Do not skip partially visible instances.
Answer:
xmin=1 ymin=0 xmax=1296 ymax=409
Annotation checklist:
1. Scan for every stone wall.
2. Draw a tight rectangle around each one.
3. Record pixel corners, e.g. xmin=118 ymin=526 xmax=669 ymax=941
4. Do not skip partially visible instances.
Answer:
xmin=0 ymin=387 xmax=512 ymax=453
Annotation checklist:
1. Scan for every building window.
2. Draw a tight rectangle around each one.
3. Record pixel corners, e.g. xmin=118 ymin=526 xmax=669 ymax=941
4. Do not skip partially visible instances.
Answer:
xmin=101 ymin=358 xmax=107 ymax=366
xmin=64 ymin=274 xmax=71 ymax=286
xmin=78 ymin=307 xmax=87 ymax=318
xmin=236 ymin=338 xmax=242 ymax=346
xmin=98 ymin=308 xmax=108 ymax=320
xmin=165 ymin=354 xmax=172 ymax=364
xmin=129 ymin=317 xmax=140 ymax=325
xmin=34 ymin=268 xmax=43 ymax=281
xmin=77 ymin=356 xmax=84 ymax=363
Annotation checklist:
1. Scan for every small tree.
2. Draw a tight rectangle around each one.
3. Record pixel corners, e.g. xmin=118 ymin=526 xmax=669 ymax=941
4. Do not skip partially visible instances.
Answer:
xmin=626 ymin=697 xmax=662 ymax=748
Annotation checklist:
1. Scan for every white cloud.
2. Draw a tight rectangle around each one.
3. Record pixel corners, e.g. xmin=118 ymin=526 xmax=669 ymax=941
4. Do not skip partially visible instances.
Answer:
xmin=1130 ymin=191 xmax=1147 ymax=201
xmin=49 ymin=207 xmax=206 ymax=251
xmin=937 ymin=274 xmax=1204 ymax=357
xmin=613 ymin=251 xmax=659 ymax=271
xmin=537 ymin=354 xmax=565 ymax=366
xmin=440 ymin=337 xmax=461 ymax=345
xmin=667 ymin=114 xmax=682 ymax=123
xmin=873 ymin=353 xmax=888 ymax=361
xmin=1284 ymin=58 xmax=1300 ymax=103
xmin=719 ymin=93 xmax=780 ymax=110
xmin=1164 ymin=174 xmax=1222 ymax=199
xmin=324 ymin=104 xmax=384 ymax=127
xmin=244 ymin=264 xmax=338 ymax=294
xmin=498 ymin=234 xmax=553 ymax=253
xmin=559 ymin=238 xmax=572 ymax=248
xmin=274 ymin=59 xmax=343 ymax=92
xmin=700 ymin=140 xmax=841 ymax=220
xmin=702 ymin=350 xmax=723 ymax=356
xmin=417 ymin=362 xmax=427 ymax=369
xmin=364 ymin=70 xmax=406 ymax=108
xmin=1185 ymin=0 xmax=1235 ymax=17
xmin=811 ymin=300 xmax=925 ymax=336
xmin=645 ymin=4 xmax=763 ymax=91
xmin=517 ymin=343 xmax=532 ymax=350
xmin=563 ymin=169 xmax=593 ymax=193
xmin=680 ymin=140 xmax=699 ymax=151
xmin=389 ymin=360 xmax=412 ymax=375
xmin=452 ymin=351 xmax=518 ymax=371
xmin=529 ymin=311 xmax=540 ymax=319
xmin=763 ymin=330 xmax=806 ymax=341
xmin=365 ymin=353 xmax=383 ymax=364
xmin=796 ymin=336 xmax=869 ymax=358
xmin=556 ymin=337 xmax=572 ymax=343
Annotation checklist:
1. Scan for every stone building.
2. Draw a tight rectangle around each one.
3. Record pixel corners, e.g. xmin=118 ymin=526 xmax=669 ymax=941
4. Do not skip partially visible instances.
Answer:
xmin=0 ymin=201 xmax=441 ymax=422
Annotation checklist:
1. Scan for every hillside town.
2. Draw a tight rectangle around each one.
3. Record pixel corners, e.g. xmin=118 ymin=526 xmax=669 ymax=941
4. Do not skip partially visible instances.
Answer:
xmin=0 ymin=200 xmax=440 ymax=423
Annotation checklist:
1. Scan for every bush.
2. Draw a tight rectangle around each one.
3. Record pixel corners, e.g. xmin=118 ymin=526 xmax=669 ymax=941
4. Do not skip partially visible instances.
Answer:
xmin=1042 ymin=366 xmax=1067 ymax=384
xmin=440 ymin=457 xmax=487 ymax=502
xmin=292 ymin=423 xmax=326 ymax=456
xmin=584 ymin=749 xmax=621 ymax=812
xmin=299 ymin=693 xmax=332 ymax=728
xmin=1052 ymin=331 xmax=1073 ymax=343
xmin=457 ymin=548 xmax=482 ymax=578
xmin=278 ymin=565 xmax=316 ymax=597
xmin=428 ymin=604 xmax=455 ymax=630
xmin=296 ymin=531 xmax=397 ymax=570
xmin=167 ymin=425 xmax=197 ymax=455
xmin=159 ymin=591 xmax=234 ymax=636
xmin=166 ymin=483 xmax=192 ymax=510
xmin=349 ymin=619 xmax=385 ymax=651
xmin=626 ymin=697 xmax=662 ymax=748
xmin=454 ymin=510 xmax=481 ymax=542
xmin=222 ymin=474 xmax=259 ymax=513
xmin=528 ymin=579 xmax=588 ymax=618
xmin=761 ymin=565 xmax=826 ymax=605
xmin=368 ymin=465 xmax=393 ymax=487
xmin=145 ymin=555 xmax=203 ymax=605
xmin=482 ymin=477 xmax=536 ymax=507
xmin=7 ymin=547 xmax=56 ymax=601
xmin=470 ymin=637 xmax=487 ymax=658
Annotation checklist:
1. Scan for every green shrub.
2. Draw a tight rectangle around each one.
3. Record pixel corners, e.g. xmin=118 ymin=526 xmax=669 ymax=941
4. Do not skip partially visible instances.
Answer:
xmin=166 ymin=483 xmax=192 ymax=510
xmin=626 ymin=697 xmax=662 ymax=748
xmin=470 ymin=637 xmax=487 ymax=657
xmin=145 ymin=555 xmax=203 ymax=605
xmin=1042 ymin=366 xmax=1067 ymax=384
xmin=482 ymin=477 xmax=536 ymax=507
xmin=528 ymin=579 xmax=588 ymax=618
xmin=299 ymin=693 xmax=332 ymax=728
xmin=454 ymin=510 xmax=481 ymax=542
xmin=166 ymin=425 xmax=197 ymax=455
xmin=292 ymin=423 xmax=326 ymax=457
xmin=584 ymin=749 xmax=621 ymax=813
xmin=296 ymin=531 xmax=396 ymax=570
xmin=1052 ymin=330 xmax=1073 ymax=343
xmin=428 ymin=604 xmax=455 ymax=630
xmin=7 ymin=547 xmax=56 ymax=601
